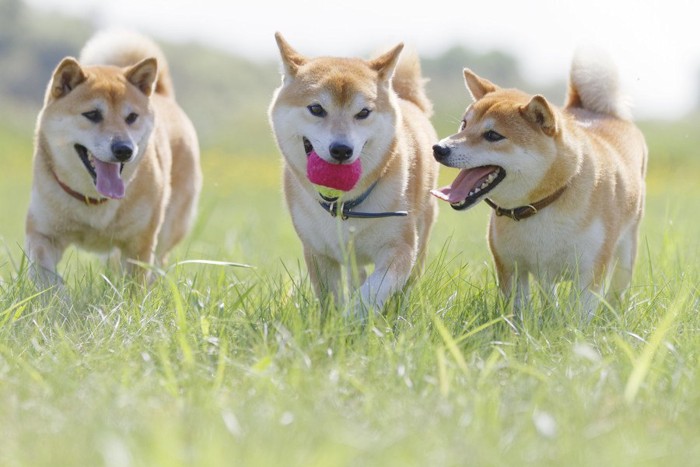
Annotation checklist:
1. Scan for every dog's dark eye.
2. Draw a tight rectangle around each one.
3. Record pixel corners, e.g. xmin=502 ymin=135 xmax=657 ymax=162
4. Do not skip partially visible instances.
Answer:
xmin=125 ymin=113 xmax=138 ymax=125
xmin=483 ymin=130 xmax=505 ymax=142
xmin=459 ymin=120 xmax=467 ymax=131
xmin=355 ymin=108 xmax=372 ymax=120
xmin=82 ymin=110 xmax=102 ymax=123
xmin=307 ymin=104 xmax=327 ymax=117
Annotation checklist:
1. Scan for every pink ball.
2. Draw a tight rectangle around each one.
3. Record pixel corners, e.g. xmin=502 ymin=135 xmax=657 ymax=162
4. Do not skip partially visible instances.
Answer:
xmin=306 ymin=151 xmax=362 ymax=191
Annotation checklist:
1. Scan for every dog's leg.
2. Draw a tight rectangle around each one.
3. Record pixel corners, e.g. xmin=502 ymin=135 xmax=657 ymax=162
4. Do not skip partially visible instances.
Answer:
xmin=357 ymin=240 xmax=416 ymax=316
xmin=347 ymin=264 xmax=367 ymax=292
xmin=25 ymin=229 xmax=66 ymax=290
xmin=496 ymin=260 xmax=529 ymax=315
xmin=575 ymin=265 xmax=604 ymax=321
xmin=513 ymin=272 xmax=529 ymax=316
xmin=122 ymin=237 xmax=157 ymax=283
xmin=414 ymin=202 xmax=437 ymax=274
xmin=579 ymin=286 xmax=602 ymax=321
xmin=304 ymin=247 xmax=343 ymax=307
xmin=608 ymin=223 xmax=639 ymax=302
xmin=491 ymin=238 xmax=530 ymax=313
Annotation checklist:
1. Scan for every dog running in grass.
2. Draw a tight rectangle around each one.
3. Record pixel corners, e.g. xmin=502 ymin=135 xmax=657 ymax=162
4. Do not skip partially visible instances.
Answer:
xmin=25 ymin=30 xmax=202 ymax=288
xmin=269 ymin=33 xmax=439 ymax=315
xmin=431 ymin=49 xmax=647 ymax=317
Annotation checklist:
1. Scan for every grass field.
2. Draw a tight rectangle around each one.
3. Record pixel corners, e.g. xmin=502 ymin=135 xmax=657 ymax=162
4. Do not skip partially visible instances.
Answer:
xmin=1 ymin=117 xmax=700 ymax=466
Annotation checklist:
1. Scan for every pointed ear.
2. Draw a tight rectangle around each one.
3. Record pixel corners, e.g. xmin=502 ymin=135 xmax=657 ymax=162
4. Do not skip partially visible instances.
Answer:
xmin=125 ymin=57 xmax=158 ymax=96
xmin=49 ymin=57 xmax=86 ymax=100
xmin=463 ymin=68 xmax=499 ymax=101
xmin=275 ymin=32 xmax=307 ymax=79
xmin=520 ymin=95 xmax=558 ymax=136
xmin=369 ymin=43 xmax=404 ymax=81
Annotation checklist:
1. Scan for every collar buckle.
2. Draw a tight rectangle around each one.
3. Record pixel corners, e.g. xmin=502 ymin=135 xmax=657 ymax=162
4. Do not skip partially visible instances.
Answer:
xmin=317 ymin=181 xmax=408 ymax=220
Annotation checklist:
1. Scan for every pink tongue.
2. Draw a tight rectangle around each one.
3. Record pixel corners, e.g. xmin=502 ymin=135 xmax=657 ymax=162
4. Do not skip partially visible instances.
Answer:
xmin=431 ymin=166 xmax=498 ymax=204
xmin=93 ymin=159 xmax=125 ymax=199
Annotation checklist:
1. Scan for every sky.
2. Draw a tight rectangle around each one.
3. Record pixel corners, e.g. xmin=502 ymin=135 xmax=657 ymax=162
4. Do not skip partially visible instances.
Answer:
xmin=26 ymin=0 xmax=700 ymax=120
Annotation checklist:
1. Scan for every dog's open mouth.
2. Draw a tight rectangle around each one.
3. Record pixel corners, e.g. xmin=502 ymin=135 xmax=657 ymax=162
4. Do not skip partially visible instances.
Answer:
xmin=74 ymin=144 xmax=126 ymax=199
xmin=75 ymin=144 xmax=98 ymax=182
xmin=303 ymin=137 xmax=313 ymax=156
xmin=431 ymin=165 xmax=505 ymax=211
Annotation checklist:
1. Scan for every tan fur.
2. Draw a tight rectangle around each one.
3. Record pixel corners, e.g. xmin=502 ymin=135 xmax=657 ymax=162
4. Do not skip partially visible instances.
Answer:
xmin=269 ymin=33 xmax=439 ymax=315
xmin=25 ymin=31 xmax=201 ymax=288
xmin=433 ymin=53 xmax=647 ymax=318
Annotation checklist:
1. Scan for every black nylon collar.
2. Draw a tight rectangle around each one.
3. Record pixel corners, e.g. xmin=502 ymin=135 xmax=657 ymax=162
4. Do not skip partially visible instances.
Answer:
xmin=318 ymin=182 xmax=408 ymax=220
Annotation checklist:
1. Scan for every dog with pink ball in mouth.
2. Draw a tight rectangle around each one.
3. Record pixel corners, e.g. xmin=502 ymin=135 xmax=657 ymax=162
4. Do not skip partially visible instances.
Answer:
xmin=306 ymin=147 xmax=363 ymax=202
xmin=269 ymin=33 xmax=440 ymax=317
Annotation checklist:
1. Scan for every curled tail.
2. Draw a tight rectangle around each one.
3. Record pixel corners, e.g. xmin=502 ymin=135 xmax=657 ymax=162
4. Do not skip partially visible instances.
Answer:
xmin=565 ymin=47 xmax=631 ymax=120
xmin=79 ymin=29 xmax=174 ymax=97
xmin=391 ymin=48 xmax=433 ymax=116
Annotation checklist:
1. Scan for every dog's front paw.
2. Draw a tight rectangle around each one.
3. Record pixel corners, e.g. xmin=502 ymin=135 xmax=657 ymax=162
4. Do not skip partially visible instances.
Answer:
xmin=342 ymin=286 xmax=385 ymax=322
xmin=29 ymin=263 xmax=64 ymax=289
xmin=27 ymin=263 xmax=75 ymax=307
xmin=343 ymin=293 xmax=380 ymax=322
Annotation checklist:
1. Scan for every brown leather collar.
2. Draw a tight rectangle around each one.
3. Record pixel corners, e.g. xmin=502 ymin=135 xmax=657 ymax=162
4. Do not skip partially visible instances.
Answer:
xmin=52 ymin=170 xmax=108 ymax=206
xmin=485 ymin=185 xmax=567 ymax=221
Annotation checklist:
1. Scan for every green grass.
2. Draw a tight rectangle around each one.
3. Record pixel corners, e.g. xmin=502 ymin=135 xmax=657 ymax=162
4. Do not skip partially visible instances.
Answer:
xmin=1 ymin=118 xmax=700 ymax=466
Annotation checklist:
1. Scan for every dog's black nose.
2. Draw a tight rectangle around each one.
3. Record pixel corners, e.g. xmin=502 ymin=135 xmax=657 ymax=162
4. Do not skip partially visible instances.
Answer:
xmin=329 ymin=143 xmax=353 ymax=162
xmin=111 ymin=142 xmax=133 ymax=162
xmin=432 ymin=144 xmax=451 ymax=161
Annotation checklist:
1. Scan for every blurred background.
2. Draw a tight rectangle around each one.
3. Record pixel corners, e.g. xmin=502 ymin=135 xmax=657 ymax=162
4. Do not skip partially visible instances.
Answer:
xmin=0 ymin=0 xmax=698 ymax=273
xmin=4 ymin=0 xmax=700 ymax=151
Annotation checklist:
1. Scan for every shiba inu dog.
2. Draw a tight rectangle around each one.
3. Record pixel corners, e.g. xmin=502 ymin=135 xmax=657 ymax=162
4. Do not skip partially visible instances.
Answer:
xmin=25 ymin=30 xmax=202 ymax=288
xmin=431 ymin=50 xmax=647 ymax=317
xmin=269 ymin=33 xmax=439 ymax=314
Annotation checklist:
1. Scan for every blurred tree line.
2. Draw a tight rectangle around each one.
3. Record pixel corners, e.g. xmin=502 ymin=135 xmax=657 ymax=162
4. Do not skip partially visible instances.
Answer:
xmin=0 ymin=0 xmax=91 ymax=123
xmin=0 ymin=0 xmax=567 ymax=156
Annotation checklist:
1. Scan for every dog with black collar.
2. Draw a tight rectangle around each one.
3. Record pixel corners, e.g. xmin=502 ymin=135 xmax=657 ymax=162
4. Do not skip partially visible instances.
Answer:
xmin=269 ymin=33 xmax=439 ymax=315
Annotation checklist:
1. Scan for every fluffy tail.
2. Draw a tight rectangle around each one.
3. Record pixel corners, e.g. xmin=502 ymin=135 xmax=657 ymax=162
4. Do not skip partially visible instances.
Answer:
xmin=391 ymin=48 xmax=433 ymax=116
xmin=565 ymin=47 xmax=631 ymax=120
xmin=79 ymin=29 xmax=174 ymax=97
